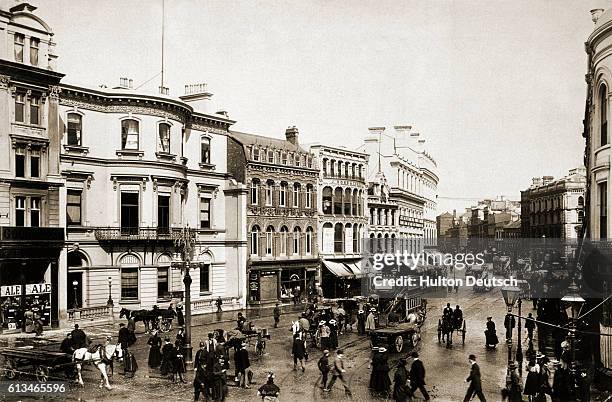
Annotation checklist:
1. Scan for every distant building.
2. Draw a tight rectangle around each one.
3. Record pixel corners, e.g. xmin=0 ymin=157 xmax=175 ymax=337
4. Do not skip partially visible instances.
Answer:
xmin=436 ymin=212 xmax=454 ymax=238
xmin=520 ymin=168 xmax=586 ymax=239
xmin=468 ymin=198 xmax=520 ymax=239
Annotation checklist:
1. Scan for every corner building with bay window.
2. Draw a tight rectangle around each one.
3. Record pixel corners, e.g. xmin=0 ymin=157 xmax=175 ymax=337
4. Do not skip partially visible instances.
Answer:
xmin=228 ymin=127 xmax=319 ymax=305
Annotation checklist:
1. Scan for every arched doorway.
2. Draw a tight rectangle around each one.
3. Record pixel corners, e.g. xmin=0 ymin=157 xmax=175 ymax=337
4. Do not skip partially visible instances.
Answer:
xmin=67 ymin=251 xmax=88 ymax=309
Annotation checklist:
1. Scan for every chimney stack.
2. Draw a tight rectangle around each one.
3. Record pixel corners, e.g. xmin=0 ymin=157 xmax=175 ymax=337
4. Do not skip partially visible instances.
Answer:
xmin=542 ymin=176 xmax=554 ymax=185
xmin=532 ymin=177 xmax=543 ymax=187
xmin=116 ymin=77 xmax=133 ymax=90
xmin=180 ymin=83 xmax=213 ymax=113
xmin=285 ymin=126 xmax=299 ymax=145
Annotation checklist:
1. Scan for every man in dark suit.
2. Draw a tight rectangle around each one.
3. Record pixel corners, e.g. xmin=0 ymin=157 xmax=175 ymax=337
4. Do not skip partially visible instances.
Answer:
xmin=118 ymin=323 xmax=130 ymax=351
xmin=71 ymin=324 xmax=87 ymax=349
xmin=464 ymin=354 xmax=486 ymax=402
xmin=409 ymin=351 xmax=430 ymax=400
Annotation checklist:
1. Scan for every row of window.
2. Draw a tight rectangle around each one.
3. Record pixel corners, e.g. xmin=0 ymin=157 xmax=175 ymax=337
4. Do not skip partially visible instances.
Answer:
xmin=321 ymin=158 xmax=364 ymax=179
xmin=121 ymin=264 xmax=210 ymax=301
xmin=252 ymin=147 xmax=313 ymax=168
xmin=250 ymin=179 xmax=314 ymax=209
xmin=14 ymin=93 xmax=41 ymax=125
xmin=321 ymin=187 xmax=363 ymax=216
xmin=529 ymin=196 xmax=584 ymax=213
xmin=250 ymin=226 xmax=314 ymax=256
xmin=65 ymin=114 xmax=212 ymax=165
xmin=14 ymin=33 xmax=39 ymax=66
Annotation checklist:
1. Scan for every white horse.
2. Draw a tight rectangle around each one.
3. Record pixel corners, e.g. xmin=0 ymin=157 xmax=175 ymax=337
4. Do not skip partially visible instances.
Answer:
xmin=73 ymin=343 xmax=123 ymax=390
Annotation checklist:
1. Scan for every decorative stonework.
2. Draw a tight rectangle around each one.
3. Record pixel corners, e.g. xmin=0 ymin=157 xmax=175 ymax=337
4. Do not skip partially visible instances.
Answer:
xmin=60 ymin=96 xmax=187 ymax=122
xmin=48 ymin=85 xmax=61 ymax=101
xmin=0 ymin=75 xmax=10 ymax=90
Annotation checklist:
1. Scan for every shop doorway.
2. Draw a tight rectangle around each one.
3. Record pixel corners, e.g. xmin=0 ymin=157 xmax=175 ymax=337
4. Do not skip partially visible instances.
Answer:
xmin=67 ymin=272 xmax=83 ymax=309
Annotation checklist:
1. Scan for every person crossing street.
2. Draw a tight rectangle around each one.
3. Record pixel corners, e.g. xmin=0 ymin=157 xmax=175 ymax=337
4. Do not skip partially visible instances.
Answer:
xmin=318 ymin=350 xmax=330 ymax=389
xmin=409 ymin=351 xmax=430 ymax=401
xmin=324 ymin=349 xmax=352 ymax=396
xmin=464 ymin=354 xmax=486 ymax=402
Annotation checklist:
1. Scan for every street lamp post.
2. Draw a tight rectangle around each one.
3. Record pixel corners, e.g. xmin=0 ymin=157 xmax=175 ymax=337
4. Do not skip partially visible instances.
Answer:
xmin=72 ymin=280 xmax=79 ymax=309
xmin=107 ymin=276 xmax=114 ymax=307
xmin=561 ymin=280 xmax=585 ymax=365
xmin=516 ymin=297 xmax=523 ymax=375
xmin=175 ymin=227 xmax=196 ymax=369
xmin=501 ymin=286 xmax=521 ymax=377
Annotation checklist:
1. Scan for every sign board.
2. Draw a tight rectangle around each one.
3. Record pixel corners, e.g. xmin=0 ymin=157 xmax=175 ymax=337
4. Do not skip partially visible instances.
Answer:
xmin=26 ymin=283 xmax=51 ymax=295
xmin=1 ymin=285 xmax=21 ymax=297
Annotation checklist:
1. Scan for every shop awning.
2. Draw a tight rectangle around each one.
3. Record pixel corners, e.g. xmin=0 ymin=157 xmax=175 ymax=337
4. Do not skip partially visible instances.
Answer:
xmin=344 ymin=262 xmax=364 ymax=278
xmin=323 ymin=260 xmax=354 ymax=277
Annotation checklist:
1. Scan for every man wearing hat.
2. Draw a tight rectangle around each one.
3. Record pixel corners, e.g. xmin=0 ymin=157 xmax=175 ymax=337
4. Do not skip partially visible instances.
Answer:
xmin=71 ymin=323 xmax=87 ymax=349
xmin=118 ymin=322 xmax=130 ymax=351
xmin=160 ymin=337 xmax=175 ymax=378
xmin=409 ymin=351 xmax=430 ymax=400
xmin=525 ymin=312 xmax=536 ymax=341
xmin=324 ymin=349 xmax=352 ymax=396
xmin=366 ymin=308 xmax=376 ymax=333
xmin=464 ymin=354 xmax=486 ymax=402
xmin=318 ymin=350 xmax=331 ymax=389
xmin=273 ymin=303 xmax=281 ymax=328
xmin=194 ymin=341 xmax=209 ymax=401
xmin=236 ymin=341 xmax=252 ymax=388
xmin=258 ymin=371 xmax=280 ymax=401
xmin=393 ymin=358 xmax=410 ymax=402
xmin=319 ymin=321 xmax=331 ymax=351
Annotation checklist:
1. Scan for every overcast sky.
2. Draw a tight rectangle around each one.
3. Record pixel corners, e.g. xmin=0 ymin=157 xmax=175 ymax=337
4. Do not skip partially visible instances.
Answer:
xmin=37 ymin=0 xmax=604 ymax=213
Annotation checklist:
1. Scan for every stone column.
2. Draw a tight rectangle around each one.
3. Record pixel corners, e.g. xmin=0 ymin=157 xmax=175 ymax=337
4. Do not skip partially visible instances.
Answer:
xmin=0 ymin=75 xmax=10 ymax=173
xmin=47 ymin=86 xmax=61 ymax=176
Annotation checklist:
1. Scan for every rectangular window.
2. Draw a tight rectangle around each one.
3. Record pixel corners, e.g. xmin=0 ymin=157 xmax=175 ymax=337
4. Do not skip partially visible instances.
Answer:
xmin=199 ymin=197 xmax=211 ymax=229
xmin=266 ymin=231 xmax=273 ymax=255
xmin=158 ymin=123 xmax=171 ymax=153
xmin=268 ymin=151 xmax=274 ymax=163
xmin=306 ymin=187 xmax=312 ymax=208
xmin=14 ymin=34 xmax=24 ymax=62
xmin=199 ymin=263 xmax=210 ymax=293
xmin=601 ymin=182 xmax=608 ymax=239
xmin=250 ymin=181 xmax=259 ymax=205
xmin=30 ymin=96 xmax=40 ymax=125
xmin=15 ymin=94 xmax=24 ymax=123
xmin=120 ymin=192 xmax=139 ymax=235
xmin=30 ymin=37 xmax=39 ymax=66
xmin=279 ymin=185 xmax=286 ymax=207
xmin=30 ymin=149 xmax=40 ymax=178
xmin=121 ymin=267 xmax=139 ymax=300
xmin=30 ymin=197 xmax=40 ymax=227
xmin=282 ymin=153 xmax=287 ymax=165
xmin=295 ymin=156 xmax=301 ymax=167
xmin=157 ymin=267 xmax=169 ymax=299
xmin=266 ymin=184 xmax=273 ymax=206
xmin=15 ymin=196 xmax=25 ymax=227
xmin=293 ymin=186 xmax=299 ymax=208
xmin=157 ymin=194 xmax=170 ymax=234
xmin=121 ymin=119 xmax=139 ymax=150
xmin=67 ymin=114 xmax=82 ymax=146
xmin=201 ymin=137 xmax=210 ymax=164
xmin=252 ymin=148 xmax=259 ymax=161
xmin=66 ymin=189 xmax=82 ymax=226
xmin=15 ymin=149 xmax=25 ymax=178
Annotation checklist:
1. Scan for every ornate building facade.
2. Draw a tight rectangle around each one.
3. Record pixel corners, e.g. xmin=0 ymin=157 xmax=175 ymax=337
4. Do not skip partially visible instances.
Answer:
xmin=520 ymin=168 xmax=586 ymax=239
xmin=0 ymin=1 xmax=65 ymax=330
xmin=309 ymin=144 xmax=367 ymax=298
xmin=228 ymin=127 xmax=319 ymax=305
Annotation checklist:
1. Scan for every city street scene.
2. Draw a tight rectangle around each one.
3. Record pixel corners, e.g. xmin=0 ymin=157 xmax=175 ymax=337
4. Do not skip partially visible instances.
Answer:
xmin=0 ymin=0 xmax=612 ymax=401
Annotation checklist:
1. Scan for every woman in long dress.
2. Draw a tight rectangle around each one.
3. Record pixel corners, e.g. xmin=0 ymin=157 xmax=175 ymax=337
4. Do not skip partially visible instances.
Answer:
xmin=147 ymin=330 xmax=162 ymax=368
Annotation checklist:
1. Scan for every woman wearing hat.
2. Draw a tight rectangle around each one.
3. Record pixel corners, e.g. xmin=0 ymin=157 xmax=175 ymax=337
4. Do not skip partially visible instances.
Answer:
xmin=393 ymin=358 xmax=411 ymax=402
xmin=160 ymin=337 xmax=175 ymax=378
xmin=366 ymin=309 xmax=377 ymax=333
xmin=328 ymin=319 xmax=338 ymax=349
xmin=147 ymin=329 xmax=162 ymax=369
xmin=292 ymin=332 xmax=306 ymax=371
xmin=370 ymin=346 xmax=391 ymax=397
xmin=212 ymin=356 xmax=228 ymax=401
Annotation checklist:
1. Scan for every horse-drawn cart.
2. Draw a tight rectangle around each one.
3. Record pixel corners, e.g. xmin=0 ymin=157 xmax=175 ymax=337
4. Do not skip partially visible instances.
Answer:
xmin=437 ymin=314 xmax=466 ymax=346
xmin=370 ymin=322 xmax=421 ymax=353
xmin=0 ymin=347 xmax=73 ymax=382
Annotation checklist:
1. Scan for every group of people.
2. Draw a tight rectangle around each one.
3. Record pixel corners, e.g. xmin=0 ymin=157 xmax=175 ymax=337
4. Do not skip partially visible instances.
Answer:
xmin=147 ymin=329 xmax=186 ymax=383
xmin=370 ymin=349 xmax=431 ymax=401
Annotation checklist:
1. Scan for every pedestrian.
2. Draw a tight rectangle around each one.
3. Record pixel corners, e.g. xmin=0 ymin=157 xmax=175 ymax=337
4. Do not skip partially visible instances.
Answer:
xmin=123 ymin=344 xmax=138 ymax=378
xmin=127 ymin=316 xmax=136 ymax=346
xmin=237 ymin=312 xmax=247 ymax=331
xmin=299 ymin=313 xmax=310 ymax=334
xmin=33 ymin=313 xmax=43 ymax=336
xmin=118 ymin=322 xmax=130 ymax=351
xmin=502 ymin=362 xmax=522 ymax=401
xmin=194 ymin=342 xmax=209 ymax=401
xmin=366 ymin=308 xmax=376 ymax=333
xmin=485 ymin=316 xmax=499 ymax=348
xmin=357 ymin=310 xmax=366 ymax=335
xmin=393 ymin=358 xmax=411 ymax=402
xmin=236 ymin=341 xmax=252 ymax=388
xmin=319 ymin=321 xmax=331 ymax=351
xmin=323 ymin=349 xmax=352 ymax=396
xmin=160 ymin=337 xmax=175 ymax=378
xmin=336 ymin=304 xmax=346 ymax=334
xmin=443 ymin=303 xmax=453 ymax=319
xmin=525 ymin=312 xmax=536 ymax=341
xmin=216 ymin=296 xmax=223 ymax=313
xmin=176 ymin=327 xmax=185 ymax=349
xmin=257 ymin=371 xmax=280 ymax=401
xmin=524 ymin=360 xmax=541 ymax=402
xmin=147 ymin=329 xmax=162 ymax=369
xmin=318 ymin=349 xmax=330 ymax=389
xmin=173 ymin=340 xmax=187 ymax=383
xmin=328 ymin=319 xmax=338 ymax=349
xmin=60 ymin=332 xmax=74 ymax=355
xmin=71 ymin=324 xmax=87 ymax=349
xmin=463 ymin=354 xmax=486 ymax=402
xmin=176 ymin=302 xmax=185 ymax=327
xmin=212 ymin=356 xmax=228 ymax=402
xmin=552 ymin=361 xmax=573 ymax=401
xmin=292 ymin=332 xmax=306 ymax=371
xmin=273 ymin=303 xmax=281 ymax=328
xmin=504 ymin=313 xmax=516 ymax=341
xmin=370 ymin=346 xmax=391 ymax=397
xmin=215 ymin=336 xmax=230 ymax=370
xmin=409 ymin=351 xmax=430 ymax=400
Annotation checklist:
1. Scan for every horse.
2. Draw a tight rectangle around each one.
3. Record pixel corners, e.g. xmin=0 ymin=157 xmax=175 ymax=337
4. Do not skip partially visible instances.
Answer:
xmin=438 ymin=315 xmax=453 ymax=348
xmin=73 ymin=343 xmax=123 ymax=390
xmin=120 ymin=307 xmax=153 ymax=332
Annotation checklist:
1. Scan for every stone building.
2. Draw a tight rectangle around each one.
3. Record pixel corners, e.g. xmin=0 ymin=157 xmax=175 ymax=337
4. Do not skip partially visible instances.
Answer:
xmin=436 ymin=212 xmax=454 ymax=238
xmin=309 ymin=144 xmax=367 ymax=298
xmin=520 ymin=168 xmax=586 ymax=239
xmin=228 ymin=127 xmax=319 ymax=305
xmin=0 ymin=1 xmax=65 ymax=330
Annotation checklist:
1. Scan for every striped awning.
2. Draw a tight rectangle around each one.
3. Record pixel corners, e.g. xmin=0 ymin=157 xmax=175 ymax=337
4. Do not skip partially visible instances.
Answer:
xmin=322 ymin=260 xmax=354 ymax=277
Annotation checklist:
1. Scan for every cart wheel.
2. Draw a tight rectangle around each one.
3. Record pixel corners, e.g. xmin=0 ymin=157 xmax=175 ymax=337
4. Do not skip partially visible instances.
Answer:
xmin=3 ymin=358 xmax=17 ymax=380
xmin=462 ymin=321 xmax=466 ymax=345
xmin=35 ymin=365 xmax=49 ymax=382
xmin=395 ymin=335 xmax=404 ymax=353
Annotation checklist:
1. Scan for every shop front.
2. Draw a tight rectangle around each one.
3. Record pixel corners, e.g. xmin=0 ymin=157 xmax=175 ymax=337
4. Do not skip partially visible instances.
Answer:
xmin=248 ymin=261 xmax=318 ymax=305
xmin=321 ymin=259 xmax=363 ymax=298
xmin=0 ymin=227 xmax=64 ymax=332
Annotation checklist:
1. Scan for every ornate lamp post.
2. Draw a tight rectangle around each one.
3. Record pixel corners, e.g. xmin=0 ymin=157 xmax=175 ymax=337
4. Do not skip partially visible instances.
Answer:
xmin=107 ymin=276 xmax=114 ymax=307
xmin=501 ymin=286 xmax=521 ymax=376
xmin=174 ymin=226 xmax=196 ymax=369
xmin=72 ymin=280 xmax=79 ymax=309
xmin=561 ymin=280 xmax=585 ymax=366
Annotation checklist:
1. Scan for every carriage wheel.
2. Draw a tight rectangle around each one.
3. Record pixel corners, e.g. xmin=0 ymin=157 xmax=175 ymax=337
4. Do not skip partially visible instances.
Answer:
xmin=161 ymin=320 xmax=172 ymax=333
xmin=35 ymin=365 xmax=49 ymax=382
xmin=3 ymin=358 xmax=17 ymax=380
xmin=462 ymin=321 xmax=466 ymax=345
xmin=395 ymin=335 xmax=404 ymax=353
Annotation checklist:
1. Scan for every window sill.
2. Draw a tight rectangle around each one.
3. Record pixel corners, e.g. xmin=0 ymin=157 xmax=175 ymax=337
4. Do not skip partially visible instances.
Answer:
xmin=199 ymin=162 xmax=216 ymax=170
xmin=63 ymin=145 xmax=89 ymax=155
xmin=119 ymin=299 xmax=140 ymax=304
xmin=116 ymin=149 xmax=144 ymax=159
xmin=155 ymin=151 xmax=176 ymax=162
xmin=199 ymin=292 xmax=212 ymax=296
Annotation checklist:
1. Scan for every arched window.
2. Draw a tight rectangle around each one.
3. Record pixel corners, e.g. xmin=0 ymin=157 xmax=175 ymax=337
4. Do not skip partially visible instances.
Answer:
xmin=322 ymin=158 xmax=328 ymax=176
xmin=352 ymin=190 xmax=358 ymax=217
xmin=293 ymin=227 xmax=301 ymax=255
xmin=250 ymin=179 xmax=260 ymax=205
xmin=158 ymin=123 xmax=171 ymax=153
xmin=322 ymin=187 xmax=333 ymax=214
xmin=305 ymin=185 xmax=313 ymax=209
xmin=334 ymin=188 xmax=343 ymax=214
xmin=119 ymin=253 xmax=140 ymax=300
xmin=334 ymin=223 xmax=344 ymax=253
xmin=279 ymin=182 xmax=287 ymax=207
xmin=67 ymin=113 xmax=82 ymax=146
xmin=344 ymin=188 xmax=352 ymax=215
xmin=265 ymin=180 xmax=274 ymax=206
xmin=578 ymin=196 xmax=584 ymax=207
xmin=305 ymin=226 xmax=313 ymax=255
xmin=293 ymin=183 xmax=300 ymax=208
xmin=250 ymin=225 xmax=260 ymax=256
xmin=266 ymin=225 xmax=275 ymax=256
xmin=353 ymin=224 xmax=359 ymax=252
xmin=602 ymin=83 xmax=608 ymax=147
xmin=121 ymin=119 xmax=139 ymax=150
xmin=280 ymin=226 xmax=289 ymax=255
xmin=67 ymin=251 xmax=87 ymax=269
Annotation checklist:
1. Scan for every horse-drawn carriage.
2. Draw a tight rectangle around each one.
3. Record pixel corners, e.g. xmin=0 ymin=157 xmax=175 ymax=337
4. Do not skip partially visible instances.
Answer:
xmin=0 ymin=347 xmax=73 ymax=382
xmin=437 ymin=312 xmax=466 ymax=346
xmin=120 ymin=306 xmax=176 ymax=333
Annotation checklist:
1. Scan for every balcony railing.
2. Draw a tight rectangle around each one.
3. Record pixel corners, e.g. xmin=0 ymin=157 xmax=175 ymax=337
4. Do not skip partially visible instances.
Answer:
xmin=94 ymin=227 xmax=182 ymax=241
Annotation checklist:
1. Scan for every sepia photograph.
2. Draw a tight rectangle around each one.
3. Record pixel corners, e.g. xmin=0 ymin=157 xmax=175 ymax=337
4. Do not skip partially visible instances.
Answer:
xmin=0 ymin=0 xmax=610 ymax=400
